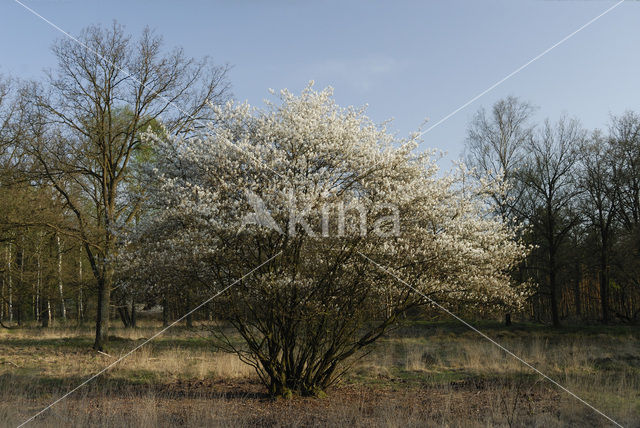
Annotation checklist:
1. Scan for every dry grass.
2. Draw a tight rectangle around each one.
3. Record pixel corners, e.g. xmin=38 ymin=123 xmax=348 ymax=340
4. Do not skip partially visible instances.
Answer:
xmin=1 ymin=321 xmax=638 ymax=427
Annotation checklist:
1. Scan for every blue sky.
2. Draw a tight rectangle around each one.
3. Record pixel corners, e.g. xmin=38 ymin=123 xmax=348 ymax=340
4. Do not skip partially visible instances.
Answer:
xmin=1 ymin=0 xmax=638 ymax=169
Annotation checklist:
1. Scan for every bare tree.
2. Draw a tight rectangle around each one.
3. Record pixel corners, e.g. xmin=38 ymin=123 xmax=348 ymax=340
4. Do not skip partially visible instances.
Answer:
xmin=610 ymin=111 xmax=640 ymax=232
xmin=609 ymin=111 xmax=640 ymax=321
xmin=577 ymin=130 xmax=618 ymax=323
xmin=27 ymin=22 xmax=231 ymax=350
xmin=0 ymin=76 xmax=27 ymax=177
xmin=519 ymin=117 xmax=585 ymax=327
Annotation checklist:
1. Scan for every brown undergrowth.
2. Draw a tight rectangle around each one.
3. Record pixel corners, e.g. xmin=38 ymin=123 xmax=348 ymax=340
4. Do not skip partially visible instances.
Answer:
xmin=1 ymin=321 xmax=638 ymax=427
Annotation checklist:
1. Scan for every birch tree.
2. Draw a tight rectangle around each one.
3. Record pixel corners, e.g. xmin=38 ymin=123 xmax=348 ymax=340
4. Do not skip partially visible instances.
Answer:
xmin=55 ymin=234 xmax=66 ymax=320
xmin=465 ymin=96 xmax=534 ymax=221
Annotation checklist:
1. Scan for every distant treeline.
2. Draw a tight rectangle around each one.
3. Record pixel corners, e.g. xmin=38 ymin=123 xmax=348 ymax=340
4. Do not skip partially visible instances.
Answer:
xmin=464 ymin=97 xmax=640 ymax=326
xmin=1 ymin=24 xmax=639 ymax=339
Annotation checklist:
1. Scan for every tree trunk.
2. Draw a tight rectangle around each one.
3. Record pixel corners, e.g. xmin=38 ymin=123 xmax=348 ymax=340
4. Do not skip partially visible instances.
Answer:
xmin=56 ymin=235 xmax=66 ymax=320
xmin=93 ymin=206 xmax=115 ymax=350
xmin=6 ymin=244 xmax=12 ymax=322
xmin=77 ymin=247 xmax=83 ymax=322
xmin=93 ymin=181 xmax=118 ymax=350
xmin=32 ymin=281 xmax=36 ymax=322
xmin=118 ymin=305 xmax=131 ymax=328
xmin=185 ymin=292 xmax=193 ymax=328
xmin=550 ymin=268 xmax=560 ymax=328
xmin=94 ymin=276 xmax=111 ymax=350
xmin=573 ymin=259 xmax=581 ymax=318
xmin=600 ymin=253 xmax=610 ymax=324
xmin=162 ymin=293 xmax=169 ymax=327
xmin=41 ymin=293 xmax=50 ymax=328
xmin=35 ymin=243 xmax=41 ymax=322
xmin=17 ymin=241 xmax=24 ymax=326
xmin=130 ymin=297 xmax=136 ymax=328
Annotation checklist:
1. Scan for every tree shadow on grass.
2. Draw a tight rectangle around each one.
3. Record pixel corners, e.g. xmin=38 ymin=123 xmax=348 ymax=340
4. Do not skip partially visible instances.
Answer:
xmin=0 ymin=372 xmax=270 ymax=401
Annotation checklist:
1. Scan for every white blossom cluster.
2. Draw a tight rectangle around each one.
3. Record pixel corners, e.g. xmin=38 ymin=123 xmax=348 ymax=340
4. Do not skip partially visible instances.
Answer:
xmin=123 ymin=83 xmax=530 ymax=314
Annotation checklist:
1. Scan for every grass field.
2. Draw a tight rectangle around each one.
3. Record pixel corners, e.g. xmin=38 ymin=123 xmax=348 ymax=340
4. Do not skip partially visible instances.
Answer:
xmin=1 ymin=320 xmax=638 ymax=427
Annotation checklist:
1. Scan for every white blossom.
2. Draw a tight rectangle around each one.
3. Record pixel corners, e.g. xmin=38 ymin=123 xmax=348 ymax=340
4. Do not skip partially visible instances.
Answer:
xmin=124 ymin=83 xmax=530 ymax=314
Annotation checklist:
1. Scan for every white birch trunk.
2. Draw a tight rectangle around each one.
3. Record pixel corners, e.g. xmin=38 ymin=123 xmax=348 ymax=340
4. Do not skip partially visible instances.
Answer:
xmin=6 ymin=244 xmax=12 ymax=322
xmin=36 ymin=236 xmax=41 ymax=321
xmin=78 ymin=246 xmax=83 ymax=321
xmin=56 ymin=235 xmax=66 ymax=320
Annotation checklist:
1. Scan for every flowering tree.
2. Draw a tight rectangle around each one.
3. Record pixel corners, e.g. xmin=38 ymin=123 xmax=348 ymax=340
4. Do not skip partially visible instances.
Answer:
xmin=128 ymin=85 xmax=528 ymax=397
